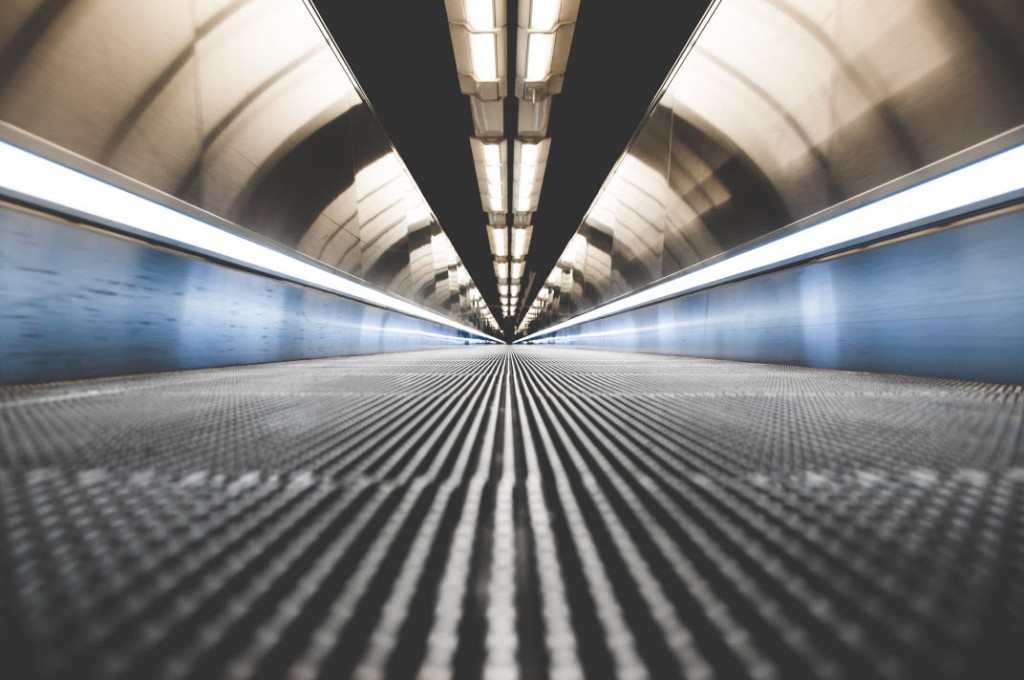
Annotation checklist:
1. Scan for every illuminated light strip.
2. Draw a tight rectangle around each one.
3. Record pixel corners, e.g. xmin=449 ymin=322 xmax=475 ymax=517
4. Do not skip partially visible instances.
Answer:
xmin=0 ymin=140 xmax=498 ymax=342
xmin=520 ymin=142 xmax=1024 ymax=343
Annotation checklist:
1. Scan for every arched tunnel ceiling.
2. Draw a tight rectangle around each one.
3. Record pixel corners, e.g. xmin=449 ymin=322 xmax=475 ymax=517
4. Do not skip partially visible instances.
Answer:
xmin=5 ymin=1 xmax=1018 ymax=338
xmin=312 ymin=0 xmax=714 ymax=323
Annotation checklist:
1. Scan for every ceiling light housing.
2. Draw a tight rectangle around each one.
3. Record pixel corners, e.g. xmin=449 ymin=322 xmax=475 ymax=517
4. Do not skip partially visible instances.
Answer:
xmin=516 ymin=0 xmax=579 ymax=100
xmin=513 ymin=138 xmax=550 ymax=214
xmin=446 ymin=0 xmax=507 ymax=100
xmin=470 ymin=96 xmax=506 ymax=139
xmin=486 ymin=223 xmax=509 ymax=258
xmin=510 ymin=224 xmax=533 ymax=259
xmin=470 ymin=137 xmax=508 ymax=214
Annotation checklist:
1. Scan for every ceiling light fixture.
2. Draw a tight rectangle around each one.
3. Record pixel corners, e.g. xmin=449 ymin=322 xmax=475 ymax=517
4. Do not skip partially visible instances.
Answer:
xmin=449 ymin=0 xmax=580 ymax=325
xmin=446 ymin=0 xmax=507 ymax=100
xmin=487 ymin=224 xmax=509 ymax=258
xmin=470 ymin=137 xmax=508 ymax=214
xmin=513 ymin=139 xmax=550 ymax=214
xmin=510 ymin=225 xmax=533 ymax=259
xmin=516 ymin=0 xmax=579 ymax=100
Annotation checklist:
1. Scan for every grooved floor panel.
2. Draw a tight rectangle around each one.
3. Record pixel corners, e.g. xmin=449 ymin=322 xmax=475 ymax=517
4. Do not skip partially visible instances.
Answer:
xmin=2 ymin=346 xmax=1023 ymax=679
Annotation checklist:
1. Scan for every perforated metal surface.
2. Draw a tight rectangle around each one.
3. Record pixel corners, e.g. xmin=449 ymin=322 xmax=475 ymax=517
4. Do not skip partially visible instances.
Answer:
xmin=2 ymin=347 xmax=1023 ymax=679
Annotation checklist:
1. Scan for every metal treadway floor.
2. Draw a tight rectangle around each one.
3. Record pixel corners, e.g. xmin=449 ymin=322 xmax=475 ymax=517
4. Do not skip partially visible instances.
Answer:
xmin=2 ymin=346 xmax=1023 ymax=679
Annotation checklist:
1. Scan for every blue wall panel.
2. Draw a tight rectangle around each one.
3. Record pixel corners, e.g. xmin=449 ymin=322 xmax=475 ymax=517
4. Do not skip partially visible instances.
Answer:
xmin=531 ymin=204 xmax=1024 ymax=385
xmin=0 ymin=203 xmax=475 ymax=385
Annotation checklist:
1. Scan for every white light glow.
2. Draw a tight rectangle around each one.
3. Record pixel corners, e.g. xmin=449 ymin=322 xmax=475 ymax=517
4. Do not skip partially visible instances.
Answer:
xmin=485 ymin=161 xmax=505 ymax=188
xmin=483 ymin=142 xmax=502 ymax=166
xmin=486 ymin=191 xmax=505 ymax=213
xmin=511 ymin=226 xmax=531 ymax=258
xmin=519 ymin=139 xmax=541 ymax=166
xmin=560 ymin=233 xmax=586 ymax=268
xmin=495 ymin=261 xmax=509 ymax=279
xmin=525 ymin=32 xmax=556 ymax=82
xmin=515 ymin=165 xmax=538 ymax=211
xmin=510 ymin=259 xmax=525 ymax=279
xmin=465 ymin=0 xmax=496 ymax=31
xmin=0 ymin=140 xmax=496 ymax=341
xmin=521 ymin=142 xmax=1024 ymax=342
xmin=513 ymin=141 xmax=547 ymax=213
xmin=488 ymin=225 xmax=509 ymax=258
xmin=473 ymin=138 xmax=507 ymax=214
xmin=529 ymin=0 xmax=561 ymax=31
xmin=406 ymin=199 xmax=432 ymax=226
xmin=469 ymin=32 xmax=498 ymax=81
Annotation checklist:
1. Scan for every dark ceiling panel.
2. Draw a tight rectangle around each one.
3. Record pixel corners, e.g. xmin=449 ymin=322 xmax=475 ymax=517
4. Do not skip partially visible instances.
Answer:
xmin=313 ymin=0 xmax=712 ymax=321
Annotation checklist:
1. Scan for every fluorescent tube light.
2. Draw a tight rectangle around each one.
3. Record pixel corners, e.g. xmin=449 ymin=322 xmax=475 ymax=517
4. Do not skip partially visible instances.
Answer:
xmin=521 ymin=141 xmax=1024 ymax=342
xmin=515 ymin=0 xmax=577 ymax=97
xmin=447 ymin=0 xmax=506 ymax=98
xmin=513 ymin=138 xmax=550 ymax=214
xmin=519 ymin=140 xmax=541 ymax=166
xmin=487 ymin=224 xmax=509 ymax=258
xmin=484 ymin=170 xmax=504 ymax=192
xmin=486 ymin=180 xmax=504 ymax=196
xmin=469 ymin=33 xmax=498 ymax=82
xmin=465 ymin=0 xmax=497 ymax=30
xmin=471 ymin=137 xmax=507 ymax=214
xmin=0 ymin=140 xmax=496 ymax=341
xmin=525 ymin=32 xmax=556 ymax=82
xmin=482 ymin=142 xmax=501 ymax=166
xmin=510 ymin=225 xmax=532 ymax=258
xmin=486 ymin=191 xmax=505 ymax=213
xmin=529 ymin=0 xmax=561 ymax=31
xmin=514 ymin=172 xmax=536 ymax=212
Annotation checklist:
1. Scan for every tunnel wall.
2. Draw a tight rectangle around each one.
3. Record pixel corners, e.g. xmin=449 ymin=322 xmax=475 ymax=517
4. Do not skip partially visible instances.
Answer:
xmin=524 ymin=0 xmax=1024 ymax=333
xmin=0 ymin=0 xmax=495 ymax=332
xmin=528 ymin=202 xmax=1024 ymax=386
xmin=0 ymin=202 xmax=477 ymax=386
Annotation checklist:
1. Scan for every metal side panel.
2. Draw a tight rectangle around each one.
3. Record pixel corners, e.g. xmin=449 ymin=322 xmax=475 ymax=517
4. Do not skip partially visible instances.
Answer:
xmin=530 ymin=202 xmax=1024 ymax=385
xmin=0 ymin=202 xmax=474 ymax=385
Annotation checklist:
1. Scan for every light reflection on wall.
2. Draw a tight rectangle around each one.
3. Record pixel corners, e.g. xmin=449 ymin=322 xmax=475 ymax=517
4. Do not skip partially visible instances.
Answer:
xmin=520 ymin=0 xmax=1024 ymax=335
xmin=0 ymin=0 xmax=496 ymax=332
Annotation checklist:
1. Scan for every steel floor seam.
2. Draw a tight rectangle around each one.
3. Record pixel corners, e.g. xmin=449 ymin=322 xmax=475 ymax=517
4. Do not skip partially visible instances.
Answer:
xmin=1 ymin=346 xmax=1023 ymax=679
